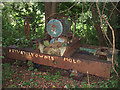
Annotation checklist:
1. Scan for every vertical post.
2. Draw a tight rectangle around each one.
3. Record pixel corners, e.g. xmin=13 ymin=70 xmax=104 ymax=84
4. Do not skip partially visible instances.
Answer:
xmin=23 ymin=17 xmax=32 ymax=40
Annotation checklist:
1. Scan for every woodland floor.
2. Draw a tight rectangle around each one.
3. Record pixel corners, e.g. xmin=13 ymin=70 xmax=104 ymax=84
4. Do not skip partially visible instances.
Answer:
xmin=2 ymin=58 xmax=117 ymax=88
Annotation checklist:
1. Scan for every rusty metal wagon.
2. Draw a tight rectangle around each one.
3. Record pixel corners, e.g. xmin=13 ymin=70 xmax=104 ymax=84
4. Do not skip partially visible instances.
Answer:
xmin=3 ymin=15 xmax=117 ymax=78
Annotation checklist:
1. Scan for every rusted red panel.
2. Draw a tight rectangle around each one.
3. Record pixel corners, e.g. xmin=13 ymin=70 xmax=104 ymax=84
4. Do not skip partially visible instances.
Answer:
xmin=64 ymin=37 xmax=82 ymax=57
xmin=3 ymin=47 xmax=111 ymax=78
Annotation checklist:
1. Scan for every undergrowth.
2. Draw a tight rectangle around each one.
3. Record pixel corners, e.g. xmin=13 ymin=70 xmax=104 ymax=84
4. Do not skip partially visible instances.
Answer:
xmin=2 ymin=60 xmax=120 ymax=88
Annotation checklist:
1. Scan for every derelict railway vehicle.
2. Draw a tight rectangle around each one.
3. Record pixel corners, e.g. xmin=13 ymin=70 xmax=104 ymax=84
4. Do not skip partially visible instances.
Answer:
xmin=3 ymin=15 xmax=119 ymax=78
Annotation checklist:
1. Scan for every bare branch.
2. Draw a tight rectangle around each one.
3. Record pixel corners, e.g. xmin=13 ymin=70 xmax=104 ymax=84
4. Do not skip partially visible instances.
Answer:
xmin=96 ymin=2 xmax=112 ymax=47
xmin=108 ymin=2 xmax=118 ymax=21
xmin=102 ymin=15 xmax=119 ymax=78
xmin=102 ymin=2 xmax=107 ymax=15
xmin=96 ymin=2 xmax=119 ymax=77
xmin=32 ymin=2 xmax=78 ymax=32
xmin=52 ymin=2 xmax=78 ymax=15
xmin=87 ymin=71 xmax=90 ymax=88
xmin=111 ymin=2 xmax=120 ymax=13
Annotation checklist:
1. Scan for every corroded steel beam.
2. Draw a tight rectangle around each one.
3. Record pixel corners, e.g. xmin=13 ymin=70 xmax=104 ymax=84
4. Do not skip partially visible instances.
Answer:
xmin=3 ymin=47 xmax=112 ymax=78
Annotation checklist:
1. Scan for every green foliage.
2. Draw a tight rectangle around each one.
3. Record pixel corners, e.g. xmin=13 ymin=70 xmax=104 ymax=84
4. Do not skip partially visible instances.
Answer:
xmin=2 ymin=2 xmax=120 ymax=88
xmin=2 ymin=2 xmax=45 ymax=47
xmin=28 ymin=66 xmax=34 ymax=71
xmin=2 ymin=63 xmax=14 ymax=82
xmin=34 ymin=68 xmax=38 ymax=72
xmin=59 ymin=2 xmax=99 ymax=45
xmin=9 ymin=84 xmax=17 ymax=88
xmin=70 ymin=73 xmax=74 ymax=77
xmin=21 ymin=81 xmax=31 ymax=87
xmin=3 ymin=61 xmax=119 ymax=88
xmin=27 ymin=61 xmax=33 ymax=66
xmin=79 ymin=73 xmax=119 ymax=88
xmin=27 ymin=61 xmax=34 ymax=71
xmin=2 ymin=2 xmax=120 ymax=47
xmin=97 ymin=76 xmax=119 ymax=88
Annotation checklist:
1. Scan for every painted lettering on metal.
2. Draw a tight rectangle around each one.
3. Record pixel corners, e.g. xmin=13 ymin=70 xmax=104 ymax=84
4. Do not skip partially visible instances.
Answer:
xmin=8 ymin=49 xmax=78 ymax=64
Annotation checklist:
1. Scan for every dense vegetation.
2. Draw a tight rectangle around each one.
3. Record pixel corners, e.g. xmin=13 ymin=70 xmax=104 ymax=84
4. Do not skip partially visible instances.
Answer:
xmin=1 ymin=2 xmax=120 ymax=88
xmin=2 ymin=2 xmax=120 ymax=48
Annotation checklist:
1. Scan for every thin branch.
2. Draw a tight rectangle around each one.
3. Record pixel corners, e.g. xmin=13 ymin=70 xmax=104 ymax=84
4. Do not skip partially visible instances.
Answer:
xmin=104 ymin=7 xmax=112 ymax=12
xmin=96 ymin=2 xmax=113 ymax=47
xmin=102 ymin=2 xmax=107 ymax=15
xmin=88 ymin=2 xmax=94 ymax=11
xmin=45 ymin=2 xmax=78 ymax=20
xmin=87 ymin=71 xmax=90 ymax=88
xmin=111 ymin=2 xmax=120 ymax=13
xmin=108 ymin=2 xmax=118 ymax=21
xmin=102 ymin=2 xmax=119 ymax=14
xmin=32 ymin=2 xmax=78 ymax=32
xmin=58 ymin=2 xmax=78 ymax=14
xmin=96 ymin=2 xmax=119 ymax=77
xmin=102 ymin=15 xmax=119 ymax=78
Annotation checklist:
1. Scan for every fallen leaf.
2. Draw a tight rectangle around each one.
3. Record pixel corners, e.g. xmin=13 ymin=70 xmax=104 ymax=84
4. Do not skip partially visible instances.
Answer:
xmin=64 ymin=85 xmax=67 ymax=88
xmin=52 ymin=85 xmax=56 ymax=88
xmin=10 ymin=79 xmax=13 ymax=82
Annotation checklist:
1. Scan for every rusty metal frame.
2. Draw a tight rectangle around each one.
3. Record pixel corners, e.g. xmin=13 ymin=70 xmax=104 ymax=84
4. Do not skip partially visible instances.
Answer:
xmin=3 ymin=15 xmax=112 ymax=78
xmin=3 ymin=46 xmax=111 ymax=78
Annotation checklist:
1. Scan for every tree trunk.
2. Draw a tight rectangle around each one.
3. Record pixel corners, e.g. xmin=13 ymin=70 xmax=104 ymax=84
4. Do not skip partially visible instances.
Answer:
xmin=44 ymin=2 xmax=58 ymax=39
xmin=91 ymin=4 xmax=107 ymax=47
xmin=45 ymin=2 xmax=52 ymax=33
xmin=51 ymin=2 xmax=58 ymax=17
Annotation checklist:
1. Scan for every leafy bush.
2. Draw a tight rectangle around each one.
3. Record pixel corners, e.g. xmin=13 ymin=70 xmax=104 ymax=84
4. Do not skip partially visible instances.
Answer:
xmin=2 ymin=2 xmax=45 ymax=47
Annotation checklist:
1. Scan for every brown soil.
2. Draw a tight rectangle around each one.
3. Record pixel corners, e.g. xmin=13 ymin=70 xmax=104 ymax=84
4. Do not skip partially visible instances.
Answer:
xmin=2 ymin=58 xmax=108 ymax=88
